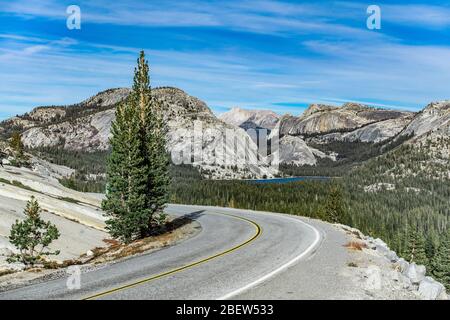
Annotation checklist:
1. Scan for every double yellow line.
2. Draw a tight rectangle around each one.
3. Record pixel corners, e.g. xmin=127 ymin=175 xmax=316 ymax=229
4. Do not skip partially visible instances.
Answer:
xmin=83 ymin=212 xmax=262 ymax=300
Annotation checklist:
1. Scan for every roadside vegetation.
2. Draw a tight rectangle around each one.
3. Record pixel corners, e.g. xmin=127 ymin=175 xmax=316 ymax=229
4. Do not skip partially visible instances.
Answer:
xmin=7 ymin=197 xmax=60 ymax=267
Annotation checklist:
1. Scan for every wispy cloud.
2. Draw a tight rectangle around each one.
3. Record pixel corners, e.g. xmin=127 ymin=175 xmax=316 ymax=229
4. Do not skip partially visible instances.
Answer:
xmin=383 ymin=4 xmax=450 ymax=29
xmin=1 ymin=0 xmax=450 ymax=119
xmin=1 ymin=0 xmax=384 ymax=38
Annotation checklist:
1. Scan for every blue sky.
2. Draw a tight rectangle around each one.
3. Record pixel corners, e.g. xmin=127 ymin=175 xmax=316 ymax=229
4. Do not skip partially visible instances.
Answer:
xmin=1 ymin=0 xmax=450 ymax=120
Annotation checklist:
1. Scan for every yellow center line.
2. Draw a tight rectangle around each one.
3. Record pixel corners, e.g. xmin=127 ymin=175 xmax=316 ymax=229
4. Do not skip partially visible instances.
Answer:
xmin=82 ymin=212 xmax=262 ymax=300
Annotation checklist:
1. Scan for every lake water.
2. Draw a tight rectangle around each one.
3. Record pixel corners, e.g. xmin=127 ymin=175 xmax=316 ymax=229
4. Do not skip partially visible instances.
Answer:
xmin=248 ymin=176 xmax=330 ymax=184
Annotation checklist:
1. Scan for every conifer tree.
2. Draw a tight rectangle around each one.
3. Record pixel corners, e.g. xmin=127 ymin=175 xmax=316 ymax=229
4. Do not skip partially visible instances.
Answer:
xmin=324 ymin=186 xmax=345 ymax=223
xmin=425 ymin=236 xmax=437 ymax=261
xmin=10 ymin=132 xmax=24 ymax=159
xmin=8 ymin=196 xmax=60 ymax=266
xmin=404 ymin=229 xmax=428 ymax=265
xmin=132 ymin=51 xmax=170 ymax=235
xmin=431 ymin=230 xmax=450 ymax=290
xmin=102 ymin=51 xmax=169 ymax=243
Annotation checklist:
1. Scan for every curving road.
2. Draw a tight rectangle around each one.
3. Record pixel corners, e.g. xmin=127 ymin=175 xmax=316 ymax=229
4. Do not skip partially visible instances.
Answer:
xmin=0 ymin=204 xmax=323 ymax=300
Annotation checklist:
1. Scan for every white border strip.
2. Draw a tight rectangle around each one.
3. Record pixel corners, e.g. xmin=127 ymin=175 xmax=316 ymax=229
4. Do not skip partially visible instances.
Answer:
xmin=216 ymin=212 xmax=322 ymax=300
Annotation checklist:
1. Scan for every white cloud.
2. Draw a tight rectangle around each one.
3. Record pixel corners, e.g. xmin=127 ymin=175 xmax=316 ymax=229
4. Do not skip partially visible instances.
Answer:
xmin=23 ymin=44 xmax=49 ymax=54
xmin=384 ymin=4 xmax=450 ymax=29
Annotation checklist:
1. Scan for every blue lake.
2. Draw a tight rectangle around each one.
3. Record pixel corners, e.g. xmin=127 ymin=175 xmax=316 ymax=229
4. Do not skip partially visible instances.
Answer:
xmin=248 ymin=176 xmax=331 ymax=184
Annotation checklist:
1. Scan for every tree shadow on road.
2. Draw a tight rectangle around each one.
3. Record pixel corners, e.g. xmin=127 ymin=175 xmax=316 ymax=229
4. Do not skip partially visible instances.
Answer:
xmin=150 ymin=210 xmax=204 ymax=236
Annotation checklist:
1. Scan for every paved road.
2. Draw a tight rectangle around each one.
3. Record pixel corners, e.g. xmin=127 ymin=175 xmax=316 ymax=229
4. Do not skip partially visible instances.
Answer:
xmin=0 ymin=204 xmax=323 ymax=300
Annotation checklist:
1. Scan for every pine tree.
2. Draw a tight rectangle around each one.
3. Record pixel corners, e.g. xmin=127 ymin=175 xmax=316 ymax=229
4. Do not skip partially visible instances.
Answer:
xmin=431 ymin=230 xmax=450 ymax=290
xmin=133 ymin=51 xmax=170 ymax=235
xmin=425 ymin=236 xmax=437 ymax=261
xmin=10 ymin=131 xmax=24 ymax=159
xmin=8 ymin=196 xmax=60 ymax=266
xmin=102 ymin=103 xmax=149 ymax=242
xmin=102 ymin=51 xmax=169 ymax=243
xmin=324 ymin=186 xmax=345 ymax=223
xmin=404 ymin=229 xmax=428 ymax=265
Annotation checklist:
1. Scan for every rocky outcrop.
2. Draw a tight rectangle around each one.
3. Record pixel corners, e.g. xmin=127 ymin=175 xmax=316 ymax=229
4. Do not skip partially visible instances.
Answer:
xmin=418 ymin=277 xmax=447 ymax=300
xmin=270 ymin=103 xmax=414 ymax=165
xmin=388 ymin=104 xmax=450 ymax=180
xmin=154 ymin=88 xmax=276 ymax=179
xmin=319 ymin=115 xmax=414 ymax=144
xmin=219 ymin=107 xmax=280 ymax=130
xmin=399 ymin=101 xmax=450 ymax=139
xmin=79 ymin=88 xmax=131 ymax=108
xmin=27 ymin=107 xmax=67 ymax=123
xmin=339 ymin=224 xmax=448 ymax=300
xmin=273 ymin=135 xmax=316 ymax=166
xmin=21 ymin=109 xmax=115 ymax=151
xmin=278 ymin=103 xmax=411 ymax=137
xmin=302 ymin=104 xmax=338 ymax=117
xmin=270 ymin=134 xmax=334 ymax=166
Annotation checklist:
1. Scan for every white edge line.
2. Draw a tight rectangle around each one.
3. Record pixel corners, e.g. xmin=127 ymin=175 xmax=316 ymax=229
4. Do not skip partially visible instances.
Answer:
xmin=216 ymin=212 xmax=322 ymax=300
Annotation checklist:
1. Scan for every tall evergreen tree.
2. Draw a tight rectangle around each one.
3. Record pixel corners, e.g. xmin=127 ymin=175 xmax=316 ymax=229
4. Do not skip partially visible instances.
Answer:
xmin=133 ymin=51 xmax=170 ymax=236
xmin=102 ymin=51 xmax=169 ymax=243
xmin=324 ymin=185 xmax=345 ymax=223
xmin=10 ymin=131 xmax=24 ymax=159
xmin=431 ymin=230 xmax=450 ymax=290
xmin=404 ymin=229 xmax=428 ymax=265
xmin=425 ymin=236 xmax=437 ymax=261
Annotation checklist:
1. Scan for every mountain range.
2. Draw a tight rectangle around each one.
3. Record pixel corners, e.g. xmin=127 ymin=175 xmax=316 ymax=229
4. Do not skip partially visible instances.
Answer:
xmin=1 ymin=87 xmax=449 ymax=179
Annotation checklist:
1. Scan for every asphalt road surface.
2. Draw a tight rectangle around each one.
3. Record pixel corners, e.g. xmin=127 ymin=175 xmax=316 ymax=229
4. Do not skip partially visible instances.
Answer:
xmin=0 ymin=204 xmax=326 ymax=300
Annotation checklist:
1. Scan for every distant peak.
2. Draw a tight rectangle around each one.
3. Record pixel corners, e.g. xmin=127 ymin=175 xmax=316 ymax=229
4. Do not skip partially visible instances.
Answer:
xmin=342 ymin=102 xmax=372 ymax=111
xmin=423 ymin=100 xmax=450 ymax=112
xmin=303 ymin=104 xmax=337 ymax=117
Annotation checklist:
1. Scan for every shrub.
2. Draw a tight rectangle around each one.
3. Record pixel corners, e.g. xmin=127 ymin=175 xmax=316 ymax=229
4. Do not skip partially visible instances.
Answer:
xmin=7 ymin=197 xmax=60 ymax=267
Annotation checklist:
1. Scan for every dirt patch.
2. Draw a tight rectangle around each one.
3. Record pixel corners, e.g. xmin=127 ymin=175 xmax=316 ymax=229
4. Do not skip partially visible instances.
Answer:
xmin=344 ymin=240 xmax=368 ymax=251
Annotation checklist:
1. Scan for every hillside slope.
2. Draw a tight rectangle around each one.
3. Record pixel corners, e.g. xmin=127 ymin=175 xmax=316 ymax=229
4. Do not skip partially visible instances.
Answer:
xmin=0 ymin=158 xmax=107 ymax=267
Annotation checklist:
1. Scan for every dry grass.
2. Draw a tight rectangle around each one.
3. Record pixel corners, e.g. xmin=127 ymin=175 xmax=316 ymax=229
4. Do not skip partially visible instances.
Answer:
xmin=349 ymin=230 xmax=363 ymax=240
xmin=344 ymin=241 xmax=368 ymax=251
xmin=0 ymin=269 xmax=16 ymax=277
xmin=76 ymin=216 xmax=198 ymax=265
